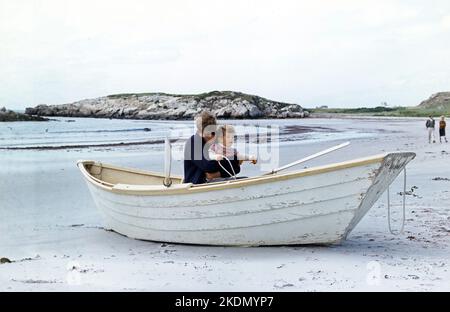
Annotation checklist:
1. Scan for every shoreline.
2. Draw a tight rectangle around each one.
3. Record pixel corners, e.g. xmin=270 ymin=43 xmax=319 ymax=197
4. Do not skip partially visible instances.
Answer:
xmin=308 ymin=113 xmax=429 ymax=120
xmin=0 ymin=139 xmax=168 ymax=151
xmin=0 ymin=119 xmax=348 ymax=150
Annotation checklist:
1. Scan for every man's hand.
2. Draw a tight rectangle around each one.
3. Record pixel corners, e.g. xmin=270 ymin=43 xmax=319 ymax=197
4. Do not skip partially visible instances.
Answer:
xmin=209 ymin=152 xmax=223 ymax=161
xmin=205 ymin=171 xmax=221 ymax=180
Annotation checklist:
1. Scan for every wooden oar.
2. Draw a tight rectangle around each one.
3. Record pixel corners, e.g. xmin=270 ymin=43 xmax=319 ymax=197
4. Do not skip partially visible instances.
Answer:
xmin=265 ymin=141 xmax=350 ymax=175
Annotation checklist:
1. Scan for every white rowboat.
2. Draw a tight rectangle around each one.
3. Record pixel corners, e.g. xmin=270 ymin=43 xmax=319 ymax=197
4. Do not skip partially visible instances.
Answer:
xmin=77 ymin=152 xmax=415 ymax=246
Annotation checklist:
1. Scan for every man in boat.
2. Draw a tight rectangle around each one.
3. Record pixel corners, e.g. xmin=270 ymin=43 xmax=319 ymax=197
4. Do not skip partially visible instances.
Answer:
xmin=183 ymin=112 xmax=241 ymax=184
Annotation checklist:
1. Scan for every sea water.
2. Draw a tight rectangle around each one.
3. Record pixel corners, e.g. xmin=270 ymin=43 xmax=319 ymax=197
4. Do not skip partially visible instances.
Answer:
xmin=0 ymin=117 xmax=375 ymax=150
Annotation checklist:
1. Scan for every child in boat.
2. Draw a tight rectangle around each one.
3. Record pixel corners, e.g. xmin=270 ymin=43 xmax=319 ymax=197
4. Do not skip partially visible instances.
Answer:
xmin=439 ymin=116 xmax=448 ymax=143
xmin=209 ymin=125 xmax=257 ymax=166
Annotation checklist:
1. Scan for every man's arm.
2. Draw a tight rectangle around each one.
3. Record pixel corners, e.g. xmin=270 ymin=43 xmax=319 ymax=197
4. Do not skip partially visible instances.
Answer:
xmin=193 ymin=158 xmax=221 ymax=180
xmin=206 ymin=171 xmax=221 ymax=180
xmin=191 ymin=158 xmax=220 ymax=173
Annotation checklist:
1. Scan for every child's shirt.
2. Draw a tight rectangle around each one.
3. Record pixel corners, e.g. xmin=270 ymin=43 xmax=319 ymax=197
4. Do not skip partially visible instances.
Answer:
xmin=209 ymin=143 xmax=237 ymax=159
xmin=209 ymin=143 xmax=256 ymax=161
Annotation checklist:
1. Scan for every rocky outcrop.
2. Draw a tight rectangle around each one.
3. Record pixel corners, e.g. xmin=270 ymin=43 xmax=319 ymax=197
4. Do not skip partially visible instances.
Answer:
xmin=418 ymin=92 xmax=450 ymax=110
xmin=0 ymin=107 xmax=49 ymax=122
xmin=25 ymin=91 xmax=308 ymax=120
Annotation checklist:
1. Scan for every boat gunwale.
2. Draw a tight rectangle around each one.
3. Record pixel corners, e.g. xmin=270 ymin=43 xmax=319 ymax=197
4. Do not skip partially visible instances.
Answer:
xmin=76 ymin=153 xmax=398 ymax=195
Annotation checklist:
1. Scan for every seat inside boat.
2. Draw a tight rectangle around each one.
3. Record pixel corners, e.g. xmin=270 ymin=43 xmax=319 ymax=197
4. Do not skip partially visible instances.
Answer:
xmin=83 ymin=162 xmax=183 ymax=186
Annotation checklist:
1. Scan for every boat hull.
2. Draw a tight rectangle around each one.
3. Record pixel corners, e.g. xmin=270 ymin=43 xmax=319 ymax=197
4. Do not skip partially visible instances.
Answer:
xmin=78 ymin=152 xmax=415 ymax=246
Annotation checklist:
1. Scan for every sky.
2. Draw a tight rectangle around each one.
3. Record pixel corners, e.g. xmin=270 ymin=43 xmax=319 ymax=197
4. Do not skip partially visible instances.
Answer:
xmin=1 ymin=0 xmax=450 ymax=110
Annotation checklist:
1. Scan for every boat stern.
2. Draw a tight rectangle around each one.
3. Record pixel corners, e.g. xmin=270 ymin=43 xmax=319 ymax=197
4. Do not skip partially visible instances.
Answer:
xmin=343 ymin=152 xmax=416 ymax=238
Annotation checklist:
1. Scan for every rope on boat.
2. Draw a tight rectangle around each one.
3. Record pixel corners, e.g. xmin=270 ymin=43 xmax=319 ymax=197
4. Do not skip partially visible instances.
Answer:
xmin=387 ymin=168 xmax=407 ymax=235
xmin=163 ymin=176 xmax=173 ymax=187
xmin=218 ymin=156 xmax=237 ymax=180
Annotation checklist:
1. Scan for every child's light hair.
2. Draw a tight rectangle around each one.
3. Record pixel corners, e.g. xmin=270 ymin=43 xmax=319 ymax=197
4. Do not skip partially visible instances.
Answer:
xmin=216 ymin=124 xmax=236 ymax=143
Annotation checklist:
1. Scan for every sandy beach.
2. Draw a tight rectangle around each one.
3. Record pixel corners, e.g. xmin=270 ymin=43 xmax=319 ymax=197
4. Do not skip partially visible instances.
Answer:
xmin=1 ymin=117 xmax=449 ymax=291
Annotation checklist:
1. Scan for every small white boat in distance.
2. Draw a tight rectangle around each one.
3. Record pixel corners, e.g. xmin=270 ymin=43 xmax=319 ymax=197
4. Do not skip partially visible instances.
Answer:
xmin=77 ymin=152 xmax=415 ymax=246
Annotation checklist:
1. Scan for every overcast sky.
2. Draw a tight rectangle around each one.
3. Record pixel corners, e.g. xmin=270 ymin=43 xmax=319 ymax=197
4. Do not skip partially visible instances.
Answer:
xmin=1 ymin=0 xmax=450 ymax=110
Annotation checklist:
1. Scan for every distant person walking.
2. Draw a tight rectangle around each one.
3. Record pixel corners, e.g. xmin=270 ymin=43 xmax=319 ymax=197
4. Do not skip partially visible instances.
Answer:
xmin=439 ymin=116 xmax=448 ymax=143
xmin=426 ymin=116 xmax=436 ymax=143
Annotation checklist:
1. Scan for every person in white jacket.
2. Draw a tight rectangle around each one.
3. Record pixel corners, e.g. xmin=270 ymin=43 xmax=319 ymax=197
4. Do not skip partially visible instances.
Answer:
xmin=426 ymin=116 xmax=436 ymax=143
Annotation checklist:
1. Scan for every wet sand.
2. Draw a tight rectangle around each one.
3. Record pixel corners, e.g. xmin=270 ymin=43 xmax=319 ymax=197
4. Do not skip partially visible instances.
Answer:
xmin=0 ymin=117 xmax=449 ymax=291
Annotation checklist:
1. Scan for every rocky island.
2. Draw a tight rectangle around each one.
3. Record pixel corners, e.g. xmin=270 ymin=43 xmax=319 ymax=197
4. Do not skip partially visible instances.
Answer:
xmin=25 ymin=91 xmax=308 ymax=120
xmin=0 ymin=107 xmax=49 ymax=122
